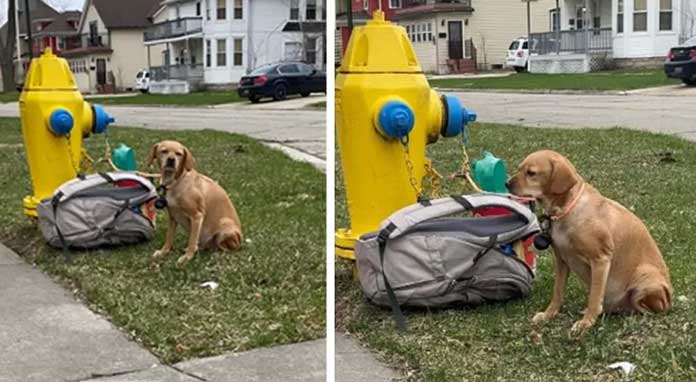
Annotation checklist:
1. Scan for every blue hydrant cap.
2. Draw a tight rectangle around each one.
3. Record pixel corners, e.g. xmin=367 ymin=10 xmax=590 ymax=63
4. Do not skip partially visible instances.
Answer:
xmin=92 ymin=104 xmax=115 ymax=134
xmin=441 ymin=94 xmax=477 ymax=138
xmin=378 ymin=100 xmax=415 ymax=139
xmin=49 ymin=108 xmax=74 ymax=135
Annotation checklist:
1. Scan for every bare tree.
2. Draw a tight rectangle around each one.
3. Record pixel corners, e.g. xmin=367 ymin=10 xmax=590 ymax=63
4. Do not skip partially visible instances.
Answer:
xmin=0 ymin=0 xmax=17 ymax=91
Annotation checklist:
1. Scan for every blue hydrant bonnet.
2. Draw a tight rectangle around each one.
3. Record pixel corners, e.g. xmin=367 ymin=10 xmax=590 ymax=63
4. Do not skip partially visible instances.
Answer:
xmin=441 ymin=94 xmax=477 ymax=138
xmin=49 ymin=108 xmax=74 ymax=135
xmin=92 ymin=104 xmax=115 ymax=134
xmin=377 ymin=100 xmax=415 ymax=139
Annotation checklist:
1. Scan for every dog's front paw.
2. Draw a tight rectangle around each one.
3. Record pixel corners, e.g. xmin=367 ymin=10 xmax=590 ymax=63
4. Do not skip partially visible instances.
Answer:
xmin=176 ymin=254 xmax=193 ymax=268
xmin=570 ymin=318 xmax=594 ymax=336
xmin=152 ymin=249 xmax=170 ymax=260
xmin=532 ymin=311 xmax=557 ymax=324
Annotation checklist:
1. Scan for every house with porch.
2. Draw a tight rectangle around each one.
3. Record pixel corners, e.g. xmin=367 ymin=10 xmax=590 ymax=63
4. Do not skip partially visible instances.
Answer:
xmin=337 ymin=0 xmax=557 ymax=73
xmin=529 ymin=0 xmax=696 ymax=72
xmin=13 ymin=0 xmax=81 ymax=77
xmin=144 ymin=0 xmax=326 ymax=92
xmin=62 ymin=0 xmax=164 ymax=93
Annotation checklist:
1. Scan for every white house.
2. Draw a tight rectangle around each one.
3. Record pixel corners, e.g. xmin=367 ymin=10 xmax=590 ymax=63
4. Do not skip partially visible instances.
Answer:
xmin=529 ymin=0 xmax=696 ymax=72
xmin=144 ymin=0 xmax=326 ymax=90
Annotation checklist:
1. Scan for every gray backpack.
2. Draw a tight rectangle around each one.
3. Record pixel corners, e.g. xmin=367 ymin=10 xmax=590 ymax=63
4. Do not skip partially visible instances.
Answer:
xmin=38 ymin=172 xmax=158 ymax=251
xmin=355 ymin=193 xmax=540 ymax=330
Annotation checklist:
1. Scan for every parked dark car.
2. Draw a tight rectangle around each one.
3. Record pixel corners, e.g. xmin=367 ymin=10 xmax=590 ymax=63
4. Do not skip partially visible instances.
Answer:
xmin=665 ymin=36 xmax=696 ymax=86
xmin=237 ymin=62 xmax=326 ymax=103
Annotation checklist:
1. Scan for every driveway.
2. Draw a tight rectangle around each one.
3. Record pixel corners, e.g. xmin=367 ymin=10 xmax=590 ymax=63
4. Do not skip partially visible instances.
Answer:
xmin=451 ymin=86 xmax=696 ymax=140
xmin=0 ymin=98 xmax=326 ymax=168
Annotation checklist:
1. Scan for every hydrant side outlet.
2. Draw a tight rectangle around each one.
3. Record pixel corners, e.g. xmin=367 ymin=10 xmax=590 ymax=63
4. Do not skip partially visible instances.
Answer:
xmin=48 ymin=108 xmax=74 ymax=135
xmin=376 ymin=100 xmax=415 ymax=139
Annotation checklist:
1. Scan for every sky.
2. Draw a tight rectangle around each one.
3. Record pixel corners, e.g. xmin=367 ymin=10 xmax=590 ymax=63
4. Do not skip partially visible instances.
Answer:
xmin=0 ymin=0 xmax=84 ymax=26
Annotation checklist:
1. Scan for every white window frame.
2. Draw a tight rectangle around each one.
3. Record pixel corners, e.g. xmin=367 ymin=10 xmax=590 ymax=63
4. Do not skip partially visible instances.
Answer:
xmin=305 ymin=37 xmax=318 ymax=64
xmin=389 ymin=0 xmax=402 ymax=9
xmin=659 ymin=0 xmax=672 ymax=31
xmin=290 ymin=0 xmax=300 ymax=20
xmin=205 ymin=39 xmax=212 ymax=67
xmin=205 ymin=0 xmax=211 ymax=20
xmin=216 ymin=0 xmax=227 ymax=20
xmin=306 ymin=0 xmax=317 ymax=20
xmin=216 ymin=38 xmax=227 ymax=67
xmin=233 ymin=37 xmax=243 ymax=66
xmin=363 ymin=0 xmax=368 ymax=11
xmin=633 ymin=0 xmax=647 ymax=32
xmin=233 ymin=0 xmax=243 ymax=19
xmin=617 ymin=0 xmax=624 ymax=34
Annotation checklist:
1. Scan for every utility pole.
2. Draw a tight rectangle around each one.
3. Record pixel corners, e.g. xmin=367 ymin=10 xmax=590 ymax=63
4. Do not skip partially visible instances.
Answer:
xmin=14 ymin=0 xmax=22 ymax=78
xmin=346 ymin=0 xmax=353 ymax=32
xmin=556 ymin=0 xmax=560 ymax=55
xmin=23 ymin=0 xmax=33 ymax=59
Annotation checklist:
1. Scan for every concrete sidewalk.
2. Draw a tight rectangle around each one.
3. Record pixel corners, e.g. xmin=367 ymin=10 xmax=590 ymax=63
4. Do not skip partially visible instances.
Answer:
xmin=0 ymin=243 xmax=326 ymax=382
xmin=336 ymin=333 xmax=398 ymax=382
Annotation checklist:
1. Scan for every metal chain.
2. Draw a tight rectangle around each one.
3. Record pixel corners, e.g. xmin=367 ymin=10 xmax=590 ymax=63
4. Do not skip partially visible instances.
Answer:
xmin=425 ymin=160 xmax=442 ymax=199
xmin=400 ymin=137 xmax=422 ymax=200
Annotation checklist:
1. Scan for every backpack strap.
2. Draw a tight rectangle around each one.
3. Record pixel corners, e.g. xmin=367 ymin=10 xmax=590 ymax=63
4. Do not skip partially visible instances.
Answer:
xmin=376 ymin=222 xmax=407 ymax=331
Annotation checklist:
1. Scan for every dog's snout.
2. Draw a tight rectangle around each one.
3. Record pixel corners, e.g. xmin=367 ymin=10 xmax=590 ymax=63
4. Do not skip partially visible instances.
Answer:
xmin=165 ymin=157 xmax=176 ymax=167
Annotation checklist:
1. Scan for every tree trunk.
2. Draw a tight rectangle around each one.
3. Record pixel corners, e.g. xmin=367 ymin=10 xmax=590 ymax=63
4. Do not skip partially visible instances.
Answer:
xmin=0 ymin=0 xmax=17 ymax=92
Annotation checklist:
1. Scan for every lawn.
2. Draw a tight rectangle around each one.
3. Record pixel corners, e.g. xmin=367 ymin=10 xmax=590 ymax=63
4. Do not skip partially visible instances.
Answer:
xmin=336 ymin=123 xmax=696 ymax=381
xmin=0 ymin=117 xmax=325 ymax=363
xmin=88 ymin=90 xmax=244 ymax=106
xmin=0 ymin=91 xmax=244 ymax=106
xmin=0 ymin=92 xmax=18 ymax=103
xmin=429 ymin=69 xmax=679 ymax=92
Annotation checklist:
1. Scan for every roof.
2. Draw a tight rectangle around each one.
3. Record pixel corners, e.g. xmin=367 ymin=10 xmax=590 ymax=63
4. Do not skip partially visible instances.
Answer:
xmin=335 ymin=10 xmax=370 ymax=27
xmin=282 ymin=21 xmax=327 ymax=33
xmin=17 ymin=0 xmax=62 ymax=35
xmin=34 ymin=11 xmax=80 ymax=37
xmin=393 ymin=2 xmax=474 ymax=20
xmin=89 ymin=0 xmax=162 ymax=29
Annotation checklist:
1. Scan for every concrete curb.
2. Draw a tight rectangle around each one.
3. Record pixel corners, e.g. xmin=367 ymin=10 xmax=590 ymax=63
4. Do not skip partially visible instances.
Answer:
xmin=434 ymin=87 xmax=630 ymax=96
xmin=263 ymin=142 xmax=326 ymax=172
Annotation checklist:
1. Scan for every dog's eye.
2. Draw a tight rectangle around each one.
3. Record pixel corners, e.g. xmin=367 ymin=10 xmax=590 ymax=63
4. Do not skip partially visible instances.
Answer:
xmin=175 ymin=152 xmax=183 ymax=157
xmin=526 ymin=170 xmax=537 ymax=176
xmin=160 ymin=150 xmax=168 ymax=154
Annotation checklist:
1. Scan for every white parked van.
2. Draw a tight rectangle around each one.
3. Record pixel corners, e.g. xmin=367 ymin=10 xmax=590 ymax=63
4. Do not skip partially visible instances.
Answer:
xmin=135 ymin=70 xmax=151 ymax=93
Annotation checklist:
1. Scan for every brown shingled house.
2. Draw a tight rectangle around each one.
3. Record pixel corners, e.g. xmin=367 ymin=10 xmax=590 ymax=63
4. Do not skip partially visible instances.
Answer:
xmin=14 ymin=0 xmax=81 ymax=67
xmin=61 ymin=0 xmax=164 ymax=93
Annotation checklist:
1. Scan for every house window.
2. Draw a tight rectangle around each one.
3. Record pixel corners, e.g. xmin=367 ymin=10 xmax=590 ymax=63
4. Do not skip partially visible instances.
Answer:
xmin=205 ymin=0 xmax=211 ymax=20
xmin=416 ymin=24 xmax=421 ymax=42
xmin=217 ymin=0 xmax=226 ymax=20
xmin=633 ymin=0 xmax=647 ymax=32
xmin=306 ymin=37 xmax=317 ymax=64
xmin=234 ymin=0 xmax=242 ymax=19
xmin=284 ymin=41 xmax=302 ymax=60
xmin=363 ymin=0 xmax=368 ymax=11
xmin=617 ymin=0 xmax=624 ymax=33
xmin=217 ymin=39 xmax=226 ymax=66
xmin=233 ymin=38 xmax=243 ymax=66
xmin=205 ymin=40 xmax=211 ymax=67
xmin=307 ymin=0 xmax=317 ymax=20
xmin=549 ymin=9 xmax=560 ymax=31
xmin=427 ymin=23 xmax=432 ymax=41
xmin=290 ymin=0 xmax=300 ymax=20
xmin=659 ymin=0 xmax=672 ymax=31
xmin=196 ymin=2 xmax=201 ymax=16
xmin=576 ymin=7 xmax=584 ymax=29
xmin=390 ymin=0 xmax=401 ymax=8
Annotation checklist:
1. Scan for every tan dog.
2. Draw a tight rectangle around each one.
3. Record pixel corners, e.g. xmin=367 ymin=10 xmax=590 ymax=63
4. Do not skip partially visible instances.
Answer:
xmin=507 ymin=150 xmax=672 ymax=335
xmin=148 ymin=140 xmax=242 ymax=267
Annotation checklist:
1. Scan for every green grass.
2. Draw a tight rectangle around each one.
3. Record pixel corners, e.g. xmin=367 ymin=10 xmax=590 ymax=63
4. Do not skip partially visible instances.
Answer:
xmin=0 ymin=92 xmax=18 ymax=103
xmin=336 ymin=123 xmax=696 ymax=381
xmin=0 ymin=117 xmax=325 ymax=363
xmin=88 ymin=91 xmax=244 ymax=106
xmin=307 ymin=101 xmax=326 ymax=109
xmin=429 ymin=69 xmax=679 ymax=91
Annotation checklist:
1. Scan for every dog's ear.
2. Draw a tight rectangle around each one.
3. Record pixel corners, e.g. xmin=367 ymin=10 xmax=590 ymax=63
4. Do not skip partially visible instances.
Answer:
xmin=183 ymin=147 xmax=195 ymax=171
xmin=146 ymin=143 xmax=159 ymax=168
xmin=548 ymin=157 xmax=577 ymax=195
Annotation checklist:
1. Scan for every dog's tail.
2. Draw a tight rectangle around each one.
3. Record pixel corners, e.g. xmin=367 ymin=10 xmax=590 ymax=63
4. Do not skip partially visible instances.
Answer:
xmin=216 ymin=218 xmax=243 ymax=251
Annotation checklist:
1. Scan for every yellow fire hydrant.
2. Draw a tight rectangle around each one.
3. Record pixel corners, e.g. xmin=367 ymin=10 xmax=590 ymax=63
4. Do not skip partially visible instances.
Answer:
xmin=335 ymin=11 xmax=476 ymax=260
xmin=19 ymin=48 xmax=115 ymax=217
